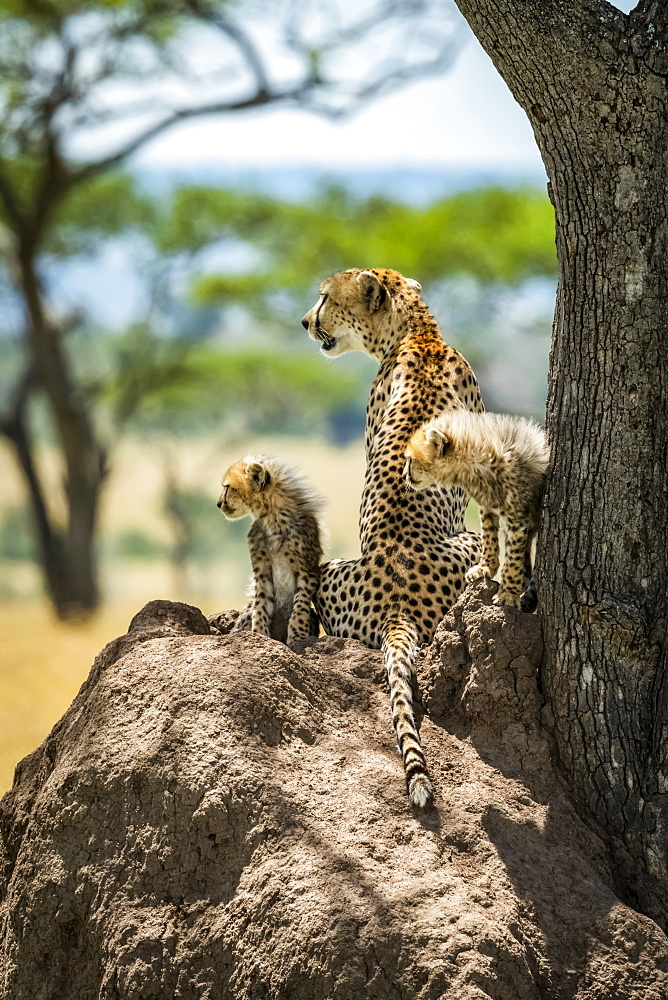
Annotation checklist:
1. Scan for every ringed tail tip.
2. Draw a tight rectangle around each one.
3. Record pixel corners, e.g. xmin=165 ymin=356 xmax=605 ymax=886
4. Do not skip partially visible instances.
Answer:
xmin=409 ymin=774 xmax=433 ymax=809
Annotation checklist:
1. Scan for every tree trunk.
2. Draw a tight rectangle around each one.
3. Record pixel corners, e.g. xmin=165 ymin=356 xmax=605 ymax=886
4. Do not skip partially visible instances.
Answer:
xmin=14 ymin=245 xmax=106 ymax=618
xmin=1 ymin=405 xmax=70 ymax=618
xmin=452 ymin=0 xmax=668 ymax=925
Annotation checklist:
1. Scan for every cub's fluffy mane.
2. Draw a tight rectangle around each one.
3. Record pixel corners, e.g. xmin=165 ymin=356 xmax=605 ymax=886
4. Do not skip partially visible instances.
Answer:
xmin=233 ymin=454 xmax=325 ymax=517
xmin=422 ymin=411 xmax=549 ymax=472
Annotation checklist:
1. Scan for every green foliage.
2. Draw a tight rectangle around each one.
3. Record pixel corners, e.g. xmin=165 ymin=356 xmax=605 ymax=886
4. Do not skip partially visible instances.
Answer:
xmin=67 ymin=181 xmax=555 ymax=440
xmin=163 ymin=487 xmax=226 ymax=565
xmin=0 ymin=506 xmax=36 ymax=561
xmin=154 ymin=187 xmax=277 ymax=256
xmin=169 ymin=184 xmax=557 ymax=310
xmin=111 ymin=528 xmax=167 ymax=561
xmin=129 ymin=343 xmax=369 ymax=436
xmin=48 ymin=174 xmax=155 ymax=257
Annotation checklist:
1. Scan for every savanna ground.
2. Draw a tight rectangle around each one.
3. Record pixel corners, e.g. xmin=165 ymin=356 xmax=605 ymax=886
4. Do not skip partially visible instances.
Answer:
xmin=1 ymin=431 xmax=482 ymax=793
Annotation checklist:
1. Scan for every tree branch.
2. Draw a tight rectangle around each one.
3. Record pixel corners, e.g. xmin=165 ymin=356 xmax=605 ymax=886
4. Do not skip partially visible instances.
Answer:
xmin=302 ymin=46 xmax=461 ymax=119
xmin=0 ymin=164 xmax=26 ymax=233
xmin=67 ymin=84 xmax=315 ymax=187
xmin=188 ymin=0 xmax=272 ymax=98
xmin=0 ymin=363 xmax=53 ymax=549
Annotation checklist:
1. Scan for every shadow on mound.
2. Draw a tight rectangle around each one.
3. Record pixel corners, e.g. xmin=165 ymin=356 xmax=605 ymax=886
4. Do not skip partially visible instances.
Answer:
xmin=1 ymin=593 xmax=667 ymax=999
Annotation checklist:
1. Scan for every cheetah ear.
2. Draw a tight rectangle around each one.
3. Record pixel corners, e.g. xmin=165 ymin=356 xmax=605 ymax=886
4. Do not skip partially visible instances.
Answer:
xmin=405 ymin=277 xmax=422 ymax=292
xmin=358 ymin=271 xmax=387 ymax=312
xmin=426 ymin=427 xmax=450 ymax=457
xmin=247 ymin=462 xmax=270 ymax=492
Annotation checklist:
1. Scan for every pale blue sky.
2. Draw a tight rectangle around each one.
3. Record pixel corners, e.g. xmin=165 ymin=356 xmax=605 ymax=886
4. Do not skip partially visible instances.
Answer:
xmin=131 ymin=0 xmax=636 ymax=175
xmin=134 ymin=32 xmax=543 ymax=174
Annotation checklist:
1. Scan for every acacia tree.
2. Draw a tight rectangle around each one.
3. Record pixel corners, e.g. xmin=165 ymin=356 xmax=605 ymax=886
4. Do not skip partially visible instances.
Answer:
xmin=452 ymin=0 xmax=668 ymax=927
xmin=0 ymin=0 xmax=461 ymax=619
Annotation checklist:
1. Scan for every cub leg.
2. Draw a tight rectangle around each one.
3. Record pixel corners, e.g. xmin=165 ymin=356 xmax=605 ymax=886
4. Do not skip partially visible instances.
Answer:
xmin=520 ymin=532 xmax=538 ymax=613
xmin=231 ymin=603 xmax=253 ymax=632
xmin=250 ymin=554 xmax=275 ymax=635
xmin=466 ymin=509 xmax=500 ymax=582
xmin=494 ymin=519 xmax=530 ymax=608
xmin=287 ymin=570 xmax=320 ymax=648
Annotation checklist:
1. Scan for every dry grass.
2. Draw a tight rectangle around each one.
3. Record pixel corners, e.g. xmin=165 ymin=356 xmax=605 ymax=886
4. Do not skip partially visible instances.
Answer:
xmin=0 ymin=603 xmax=135 ymax=793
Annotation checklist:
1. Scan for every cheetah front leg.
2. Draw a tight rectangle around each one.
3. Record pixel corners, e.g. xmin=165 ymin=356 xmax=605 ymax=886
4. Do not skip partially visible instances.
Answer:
xmin=287 ymin=570 xmax=320 ymax=649
xmin=494 ymin=519 xmax=529 ymax=608
xmin=466 ymin=509 xmax=500 ymax=583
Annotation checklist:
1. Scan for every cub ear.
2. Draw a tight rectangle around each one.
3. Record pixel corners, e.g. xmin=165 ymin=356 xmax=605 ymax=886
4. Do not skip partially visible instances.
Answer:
xmin=358 ymin=270 xmax=387 ymax=312
xmin=425 ymin=427 xmax=450 ymax=457
xmin=405 ymin=277 xmax=422 ymax=292
xmin=247 ymin=462 xmax=269 ymax=491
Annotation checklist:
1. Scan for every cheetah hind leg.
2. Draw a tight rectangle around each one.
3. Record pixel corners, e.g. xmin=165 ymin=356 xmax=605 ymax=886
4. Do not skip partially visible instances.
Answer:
xmin=313 ymin=558 xmax=374 ymax=644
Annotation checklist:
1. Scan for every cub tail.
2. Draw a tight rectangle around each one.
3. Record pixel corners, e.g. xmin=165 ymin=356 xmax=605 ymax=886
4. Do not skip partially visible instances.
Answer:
xmin=381 ymin=616 xmax=433 ymax=808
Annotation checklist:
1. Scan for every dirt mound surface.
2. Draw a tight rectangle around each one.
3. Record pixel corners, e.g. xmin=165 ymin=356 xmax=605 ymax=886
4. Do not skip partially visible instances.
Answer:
xmin=2 ymin=585 xmax=667 ymax=998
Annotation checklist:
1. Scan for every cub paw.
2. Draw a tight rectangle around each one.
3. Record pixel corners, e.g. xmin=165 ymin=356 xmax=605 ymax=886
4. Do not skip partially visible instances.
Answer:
xmin=287 ymin=630 xmax=307 ymax=651
xmin=466 ymin=563 xmax=490 ymax=583
xmin=520 ymin=589 xmax=538 ymax=614
xmin=493 ymin=589 xmax=522 ymax=609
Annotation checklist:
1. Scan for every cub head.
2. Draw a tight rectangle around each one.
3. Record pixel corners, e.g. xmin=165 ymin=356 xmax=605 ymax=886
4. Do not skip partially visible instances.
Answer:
xmin=217 ymin=457 xmax=271 ymax=519
xmin=404 ymin=425 xmax=452 ymax=492
xmin=301 ymin=268 xmax=422 ymax=360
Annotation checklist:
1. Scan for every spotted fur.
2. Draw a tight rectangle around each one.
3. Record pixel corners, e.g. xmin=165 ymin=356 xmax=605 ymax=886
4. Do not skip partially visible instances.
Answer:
xmin=405 ymin=410 xmax=549 ymax=610
xmin=303 ymin=268 xmax=483 ymax=806
xmin=218 ymin=456 xmax=323 ymax=648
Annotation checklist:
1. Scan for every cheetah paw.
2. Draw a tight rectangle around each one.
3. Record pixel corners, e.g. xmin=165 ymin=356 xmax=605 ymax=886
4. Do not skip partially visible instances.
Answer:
xmin=493 ymin=589 xmax=522 ymax=609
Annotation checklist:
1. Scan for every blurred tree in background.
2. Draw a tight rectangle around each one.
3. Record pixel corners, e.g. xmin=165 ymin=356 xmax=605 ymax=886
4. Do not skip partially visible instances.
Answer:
xmin=0 ymin=176 xmax=556 ymax=612
xmin=0 ymin=0 xmax=462 ymax=619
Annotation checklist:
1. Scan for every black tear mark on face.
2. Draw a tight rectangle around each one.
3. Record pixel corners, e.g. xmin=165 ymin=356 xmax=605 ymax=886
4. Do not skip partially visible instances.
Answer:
xmin=315 ymin=293 xmax=336 ymax=349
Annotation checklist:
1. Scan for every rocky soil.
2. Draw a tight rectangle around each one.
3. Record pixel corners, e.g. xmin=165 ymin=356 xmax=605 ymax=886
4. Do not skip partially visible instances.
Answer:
xmin=1 ymin=582 xmax=667 ymax=999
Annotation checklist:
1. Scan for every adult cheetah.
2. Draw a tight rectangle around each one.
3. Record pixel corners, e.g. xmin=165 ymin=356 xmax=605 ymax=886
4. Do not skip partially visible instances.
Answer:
xmin=302 ymin=267 xmax=483 ymax=806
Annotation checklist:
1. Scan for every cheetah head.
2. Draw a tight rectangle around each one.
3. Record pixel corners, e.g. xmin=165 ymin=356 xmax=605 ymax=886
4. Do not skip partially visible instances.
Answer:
xmin=217 ymin=457 xmax=270 ymax=519
xmin=404 ymin=425 xmax=452 ymax=491
xmin=302 ymin=268 xmax=422 ymax=360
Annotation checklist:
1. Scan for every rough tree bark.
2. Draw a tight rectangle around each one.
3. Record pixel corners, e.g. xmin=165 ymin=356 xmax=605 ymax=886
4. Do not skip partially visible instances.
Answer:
xmin=452 ymin=0 xmax=668 ymax=924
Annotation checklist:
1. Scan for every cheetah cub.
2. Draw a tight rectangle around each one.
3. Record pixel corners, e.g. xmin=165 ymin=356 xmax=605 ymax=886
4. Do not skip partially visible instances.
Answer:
xmin=218 ymin=455 xmax=323 ymax=648
xmin=405 ymin=410 xmax=549 ymax=610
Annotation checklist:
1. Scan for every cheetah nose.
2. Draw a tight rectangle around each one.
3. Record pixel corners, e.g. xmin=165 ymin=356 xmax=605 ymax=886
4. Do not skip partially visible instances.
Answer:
xmin=217 ymin=498 xmax=223 ymax=509
xmin=301 ymin=317 xmax=309 ymax=330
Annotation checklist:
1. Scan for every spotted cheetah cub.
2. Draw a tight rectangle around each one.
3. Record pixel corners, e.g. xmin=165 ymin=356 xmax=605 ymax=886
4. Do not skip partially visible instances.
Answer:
xmin=217 ymin=456 xmax=323 ymax=648
xmin=405 ymin=410 xmax=549 ymax=610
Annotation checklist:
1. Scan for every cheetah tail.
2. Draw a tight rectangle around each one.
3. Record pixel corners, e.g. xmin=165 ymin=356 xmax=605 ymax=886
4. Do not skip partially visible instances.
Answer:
xmin=381 ymin=616 xmax=433 ymax=808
